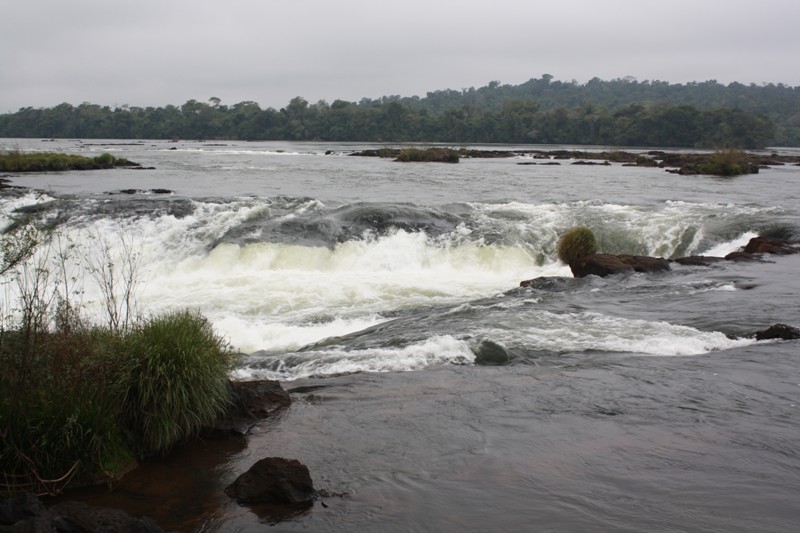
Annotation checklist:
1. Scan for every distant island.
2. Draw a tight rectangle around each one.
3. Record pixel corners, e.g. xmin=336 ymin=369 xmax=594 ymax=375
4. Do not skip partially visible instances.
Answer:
xmin=1 ymin=76 xmax=798 ymax=148
xmin=0 ymin=151 xmax=141 ymax=173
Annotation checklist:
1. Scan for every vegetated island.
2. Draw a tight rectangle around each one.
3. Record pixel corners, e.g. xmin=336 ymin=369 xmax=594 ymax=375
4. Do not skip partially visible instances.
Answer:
xmin=349 ymin=147 xmax=800 ymax=176
xmin=0 ymin=151 xmax=143 ymax=173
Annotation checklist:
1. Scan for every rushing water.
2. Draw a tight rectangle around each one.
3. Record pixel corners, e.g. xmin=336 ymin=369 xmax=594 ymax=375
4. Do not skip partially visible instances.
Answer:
xmin=3 ymin=138 xmax=800 ymax=531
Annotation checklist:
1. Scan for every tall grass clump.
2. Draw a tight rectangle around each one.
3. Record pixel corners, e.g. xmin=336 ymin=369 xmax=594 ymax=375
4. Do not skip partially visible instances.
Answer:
xmin=116 ymin=310 xmax=236 ymax=456
xmin=1 ymin=220 xmax=237 ymax=495
xmin=557 ymin=226 xmax=598 ymax=265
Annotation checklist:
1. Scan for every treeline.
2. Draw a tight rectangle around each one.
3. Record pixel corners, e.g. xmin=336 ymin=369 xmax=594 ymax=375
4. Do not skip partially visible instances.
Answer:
xmin=1 ymin=75 xmax=794 ymax=148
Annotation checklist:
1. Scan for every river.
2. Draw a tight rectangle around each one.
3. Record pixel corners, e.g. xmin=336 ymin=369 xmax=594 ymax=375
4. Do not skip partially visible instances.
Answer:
xmin=3 ymin=138 xmax=800 ymax=531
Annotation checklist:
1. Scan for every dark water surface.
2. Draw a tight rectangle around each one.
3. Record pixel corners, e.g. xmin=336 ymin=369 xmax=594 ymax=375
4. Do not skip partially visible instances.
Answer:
xmin=3 ymin=139 xmax=799 ymax=531
xmin=65 ymin=341 xmax=800 ymax=532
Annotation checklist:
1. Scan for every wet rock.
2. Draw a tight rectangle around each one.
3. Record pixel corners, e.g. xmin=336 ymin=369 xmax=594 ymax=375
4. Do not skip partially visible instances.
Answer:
xmin=519 ymin=276 xmax=574 ymax=290
xmin=742 ymin=235 xmax=800 ymax=255
xmin=569 ymin=253 xmax=670 ymax=278
xmin=225 ymin=458 xmax=315 ymax=504
xmin=207 ymin=380 xmax=291 ymax=436
xmin=0 ymin=494 xmax=164 ymax=532
xmin=724 ymin=251 xmax=764 ymax=262
xmin=474 ymin=340 xmax=511 ymax=366
xmin=754 ymin=324 xmax=800 ymax=341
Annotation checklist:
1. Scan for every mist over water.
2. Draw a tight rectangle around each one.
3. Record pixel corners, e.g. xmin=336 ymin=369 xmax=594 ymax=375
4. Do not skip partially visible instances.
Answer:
xmin=3 ymin=138 xmax=800 ymax=531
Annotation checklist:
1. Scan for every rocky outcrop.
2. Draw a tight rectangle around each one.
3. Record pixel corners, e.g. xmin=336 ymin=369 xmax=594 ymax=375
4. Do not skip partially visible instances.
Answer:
xmin=225 ymin=457 xmax=315 ymax=505
xmin=568 ymin=253 xmax=671 ymax=278
xmin=0 ymin=493 xmax=165 ymax=532
xmin=525 ymin=236 xmax=800 ymax=282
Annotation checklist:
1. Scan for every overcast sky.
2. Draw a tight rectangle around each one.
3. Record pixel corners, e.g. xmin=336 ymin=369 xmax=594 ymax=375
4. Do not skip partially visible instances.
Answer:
xmin=2 ymin=0 xmax=799 ymax=113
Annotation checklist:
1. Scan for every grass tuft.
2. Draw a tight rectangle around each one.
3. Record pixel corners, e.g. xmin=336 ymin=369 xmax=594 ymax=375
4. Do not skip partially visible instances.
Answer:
xmin=115 ymin=310 xmax=236 ymax=455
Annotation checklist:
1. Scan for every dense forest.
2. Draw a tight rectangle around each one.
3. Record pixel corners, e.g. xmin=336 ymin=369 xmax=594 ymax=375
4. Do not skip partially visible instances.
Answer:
xmin=2 ymin=76 xmax=798 ymax=148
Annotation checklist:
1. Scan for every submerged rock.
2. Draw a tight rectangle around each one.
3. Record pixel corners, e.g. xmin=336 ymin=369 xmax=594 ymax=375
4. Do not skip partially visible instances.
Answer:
xmin=225 ymin=457 xmax=315 ymax=504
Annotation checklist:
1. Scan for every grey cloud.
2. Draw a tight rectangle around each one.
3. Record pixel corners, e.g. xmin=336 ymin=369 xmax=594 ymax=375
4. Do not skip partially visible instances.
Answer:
xmin=2 ymin=0 xmax=799 ymax=113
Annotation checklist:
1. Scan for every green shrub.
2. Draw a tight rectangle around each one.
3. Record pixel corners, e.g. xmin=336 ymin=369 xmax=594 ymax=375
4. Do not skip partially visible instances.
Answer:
xmin=557 ymin=226 xmax=598 ymax=264
xmin=93 ymin=152 xmax=116 ymax=166
xmin=0 ymin=330 xmax=129 ymax=495
xmin=115 ymin=310 xmax=236 ymax=455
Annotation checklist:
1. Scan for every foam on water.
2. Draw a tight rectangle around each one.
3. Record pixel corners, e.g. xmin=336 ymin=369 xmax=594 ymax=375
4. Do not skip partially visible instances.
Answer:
xmin=483 ymin=310 xmax=754 ymax=357
xmin=701 ymin=231 xmax=759 ymax=256
xmin=234 ymin=309 xmax=755 ymax=380
xmin=0 ymin=191 xmax=779 ymax=373
xmin=234 ymin=335 xmax=476 ymax=381
xmin=139 ymin=231 xmax=555 ymax=352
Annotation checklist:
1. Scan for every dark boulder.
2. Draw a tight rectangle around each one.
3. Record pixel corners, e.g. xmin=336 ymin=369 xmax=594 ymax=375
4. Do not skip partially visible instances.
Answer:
xmin=225 ymin=458 xmax=315 ymax=504
xmin=754 ymin=324 xmax=800 ymax=341
xmin=473 ymin=340 xmax=511 ymax=366
xmin=207 ymin=380 xmax=291 ymax=436
xmin=569 ymin=253 xmax=670 ymax=278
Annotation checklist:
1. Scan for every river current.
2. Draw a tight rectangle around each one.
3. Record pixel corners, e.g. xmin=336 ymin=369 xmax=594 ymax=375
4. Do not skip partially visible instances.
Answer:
xmin=3 ymin=138 xmax=800 ymax=531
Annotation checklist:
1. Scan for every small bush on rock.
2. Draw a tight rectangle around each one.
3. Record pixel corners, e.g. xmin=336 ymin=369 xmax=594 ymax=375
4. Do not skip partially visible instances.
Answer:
xmin=557 ymin=226 xmax=598 ymax=265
